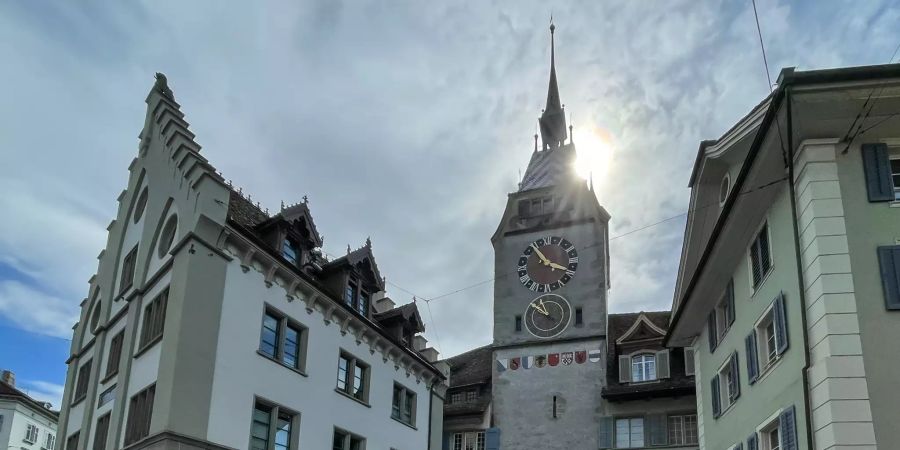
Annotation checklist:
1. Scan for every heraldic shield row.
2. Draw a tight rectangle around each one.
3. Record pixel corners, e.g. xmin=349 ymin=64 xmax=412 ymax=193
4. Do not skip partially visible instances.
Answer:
xmin=496 ymin=348 xmax=603 ymax=372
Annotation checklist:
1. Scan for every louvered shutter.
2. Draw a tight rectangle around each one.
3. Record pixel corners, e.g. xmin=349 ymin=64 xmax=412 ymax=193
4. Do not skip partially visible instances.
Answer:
xmin=779 ymin=405 xmax=797 ymax=450
xmin=442 ymin=433 xmax=450 ymax=450
xmin=684 ymin=348 xmax=695 ymax=376
xmin=730 ymin=351 xmax=741 ymax=401
xmin=747 ymin=433 xmax=758 ymax=450
xmin=485 ymin=428 xmax=501 ymax=450
xmin=774 ymin=293 xmax=789 ymax=354
xmin=734 ymin=443 xmax=744 ymax=450
xmin=711 ymin=375 xmax=721 ymax=418
xmin=746 ymin=331 xmax=759 ymax=384
xmin=726 ymin=279 xmax=736 ymax=326
xmin=707 ymin=312 xmax=718 ymax=352
xmin=656 ymin=350 xmax=670 ymax=379
xmin=861 ymin=143 xmax=894 ymax=202
xmin=877 ymin=246 xmax=900 ymax=310
xmin=619 ymin=355 xmax=632 ymax=383
xmin=647 ymin=414 xmax=668 ymax=446
xmin=598 ymin=417 xmax=614 ymax=449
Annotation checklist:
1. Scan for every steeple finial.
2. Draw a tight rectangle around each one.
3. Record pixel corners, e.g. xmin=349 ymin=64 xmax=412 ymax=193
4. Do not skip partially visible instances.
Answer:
xmin=539 ymin=20 xmax=567 ymax=150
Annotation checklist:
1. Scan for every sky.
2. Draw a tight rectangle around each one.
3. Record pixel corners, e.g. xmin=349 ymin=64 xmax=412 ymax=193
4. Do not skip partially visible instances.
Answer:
xmin=0 ymin=0 xmax=898 ymax=408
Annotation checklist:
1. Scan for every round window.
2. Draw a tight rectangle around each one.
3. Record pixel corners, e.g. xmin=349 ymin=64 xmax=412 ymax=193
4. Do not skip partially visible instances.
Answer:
xmin=158 ymin=215 xmax=178 ymax=258
xmin=133 ymin=188 xmax=149 ymax=224
xmin=719 ymin=174 xmax=730 ymax=205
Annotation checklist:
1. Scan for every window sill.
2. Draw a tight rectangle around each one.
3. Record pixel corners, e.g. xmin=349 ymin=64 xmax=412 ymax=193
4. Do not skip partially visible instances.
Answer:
xmin=70 ymin=394 xmax=86 ymax=407
xmin=889 ymin=201 xmax=900 ymax=208
xmin=391 ymin=416 xmax=417 ymax=430
xmin=334 ymin=388 xmax=370 ymax=408
xmin=256 ymin=350 xmax=308 ymax=377
xmin=133 ymin=335 xmax=163 ymax=359
xmin=751 ymin=268 xmax=775 ymax=298
xmin=717 ymin=400 xmax=737 ymax=420
xmin=755 ymin=355 xmax=784 ymax=384
xmin=100 ymin=370 xmax=119 ymax=385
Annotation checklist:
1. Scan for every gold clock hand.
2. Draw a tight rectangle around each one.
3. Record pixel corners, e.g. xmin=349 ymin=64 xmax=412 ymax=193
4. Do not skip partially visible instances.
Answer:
xmin=531 ymin=302 xmax=549 ymax=315
xmin=548 ymin=262 xmax=567 ymax=271
xmin=531 ymin=244 xmax=551 ymax=265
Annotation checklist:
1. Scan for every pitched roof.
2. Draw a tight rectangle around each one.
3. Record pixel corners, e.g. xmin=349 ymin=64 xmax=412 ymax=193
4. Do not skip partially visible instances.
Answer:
xmin=443 ymin=344 xmax=493 ymax=388
xmin=321 ymin=240 xmax=385 ymax=290
xmin=519 ymin=144 xmax=577 ymax=191
xmin=227 ymin=189 xmax=270 ymax=229
xmin=373 ymin=301 xmax=425 ymax=333
xmin=0 ymin=381 xmax=59 ymax=420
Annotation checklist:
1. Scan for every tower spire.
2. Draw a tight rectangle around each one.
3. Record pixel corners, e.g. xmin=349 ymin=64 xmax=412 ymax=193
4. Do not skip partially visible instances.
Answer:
xmin=539 ymin=19 xmax=568 ymax=150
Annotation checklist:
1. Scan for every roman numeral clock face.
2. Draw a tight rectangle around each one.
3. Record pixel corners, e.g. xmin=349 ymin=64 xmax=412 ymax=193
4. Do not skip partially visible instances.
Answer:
xmin=516 ymin=236 xmax=578 ymax=293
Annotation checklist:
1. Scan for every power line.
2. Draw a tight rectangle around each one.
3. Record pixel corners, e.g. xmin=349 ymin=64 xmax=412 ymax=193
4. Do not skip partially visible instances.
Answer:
xmin=839 ymin=39 xmax=900 ymax=153
xmin=751 ymin=0 xmax=774 ymax=90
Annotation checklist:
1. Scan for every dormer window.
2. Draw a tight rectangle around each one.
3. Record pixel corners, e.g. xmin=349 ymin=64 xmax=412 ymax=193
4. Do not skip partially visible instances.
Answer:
xmin=282 ymin=239 xmax=299 ymax=266
xmin=631 ymin=353 xmax=657 ymax=382
xmin=344 ymin=278 xmax=369 ymax=317
xmin=358 ymin=291 xmax=369 ymax=316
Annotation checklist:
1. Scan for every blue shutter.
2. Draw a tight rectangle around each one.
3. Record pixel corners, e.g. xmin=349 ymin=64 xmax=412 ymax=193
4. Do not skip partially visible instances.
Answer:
xmin=707 ymin=312 xmax=718 ymax=352
xmin=726 ymin=279 xmax=736 ymax=326
xmin=747 ymin=433 xmax=758 ymax=450
xmin=774 ymin=293 xmax=789 ymax=355
xmin=442 ymin=432 xmax=450 ymax=450
xmin=745 ymin=331 xmax=759 ymax=384
xmin=598 ymin=417 xmax=614 ymax=449
xmin=730 ymin=351 xmax=741 ymax=401
xmin=711 ymin=375 xmax=721 ymax=418
xmin=861 ymin=143 xmax=894 ymax=202
xmin=779 ymin=405 xmax=798 ymax=450
xmin=485 ymin=428 xmax=500 ymax=450
xmin=878 ymin=246 xmax=900 ymax=310
xmin=647 ymin=414 xmax=667 ymax=446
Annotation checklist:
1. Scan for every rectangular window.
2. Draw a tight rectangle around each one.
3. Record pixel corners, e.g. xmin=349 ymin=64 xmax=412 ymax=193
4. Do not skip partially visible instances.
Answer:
xmin=336 ymin=352 xmax=369 ymax=403
xmin=615 ymin=417 xmax=644 ymax=448
xmin=749 ymin=294 xmax=789 ymax=384
xmin=139 ymin=288 xmax=169 ymax=350
xmin=44 ymin=433 xmax=56 ymax=450
xmin=450 ymin=392 xmax=462 ymax=404
xmin=258 ymin=306 xmax=308 ymax=372
xmin=466 ymin=390 xmax=478 ymax=401
xmin=120 ymin=245 xmax=138 ymax=294
xmin=124 ymin=384 xmax=155 ymax=445
xmin=357 ymin=291 xmax=369 ymax=317
xmin=105 ymin=330 xmax=125 ymax=379
xmin=73 ymin=359 xmax=93 ymax=404
xmin=282 ymin=239 xmax=299 ymax=265
xmin=750 ymin=223 xmax=773 ymax=289
xmin=93 ymin=414 xmax=110 ymax=450
xmin=452 ymin=432 xmax=485 ymax=450
xmin=890 ymin=150 xmax=900 ymax=200
xmin=65 ymin=432 xmax=80 ymax=450
xmin=391 ymin=383 xmax=417 ymax=426
xmin=667 ymin=414 xmax=698 ymax=445
xmin=345 ymin=280 xmax=358 ymax=307
xmin=250 ymin=400 xmax=295 ymax=450
xmin=684 ymin=348 xmax=695 ymax=376
xmin=631 ymin=354 xmax=656 ymax=382
xmin=574 ymin=307 xmax=583 ymax=326
xmin=514 ymin=315 xmax=522 ymax=332
xmin=332 ymin=429 xmax=365 ymax=450
xmin=24 ymin=423 xmax=39 ymax=443
xmin=717 ymin=352 xmax=740 ymax=412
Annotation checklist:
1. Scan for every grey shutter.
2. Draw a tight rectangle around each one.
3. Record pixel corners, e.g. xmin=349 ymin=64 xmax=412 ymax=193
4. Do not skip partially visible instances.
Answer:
xmin=861 ymin=143 xmax=894 ymax=202
xmin=746 ymin=331 xmax=759 ymax=384
xmin=598 ymin=417 xmax=614 ymax=449
xmin=707 ymin=312 xmax=718 ymax=352
xmin=656 ymin=350 xmax=670 ymax=379
xmin=618 ymin=355 xmax=632 ymax=383
xmin=774 ymin=293 xmax=789 ymax=355
xmin=442 ymin=433 xmax=450 ymax=450
xmin=877 ymin=246 xmax=900 ymax=310
xmin=734 ymin=443 xmax=744 ymax=450
xmin=726 ymin=279 xmax=736 ymax=326
xmin=729 ymin=351 xmax=741 ymax=401
xmin=485 ymin=428 xmax=501 ymax=450
xmin=779 ymin=405 xmax=797 ymax=450
xmin=647 ymin=414 xmax=668 ymax=446
xmin=710 ymin=375 xmax=721 ymax=418
xmin=684 ymin=348 xmax=695 ymax=376
xmin=747 ymin=433 xmax=758 ymax=450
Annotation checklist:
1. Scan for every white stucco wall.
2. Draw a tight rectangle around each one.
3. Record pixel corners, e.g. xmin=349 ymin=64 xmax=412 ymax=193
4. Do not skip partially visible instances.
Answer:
xmin=1 ymin=400 xmax=58 ymax=450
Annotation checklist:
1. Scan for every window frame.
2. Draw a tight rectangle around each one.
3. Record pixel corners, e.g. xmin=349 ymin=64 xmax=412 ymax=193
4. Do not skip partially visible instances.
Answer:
xmin=614 ymin=417 xmax=645 ymax=448
xmin=24 ymin=422 xmax=39 ymax=444
xmin=137 ymin=287 xmax=169 ymax=354
xmin=119 ymin=245 xmax=138 ymax=295
xmin=43 ymin=432 xmax=56 ymax=450
xmin=889 ymin=146 xmax=900 ymax=201
xmin=332 ymin=427 xmax=366 ymax=450
xmin=716 ymin=353 xmax=740 ymax=414
xmin=65 ymin=432 xmax=80 ymax=450
xmin=124 ymin=383 xmax=156 ymax=446
xmin=72 ymin=358 xmax=93 ymax=405
xmin=748 ymin=221 xmax=774 ymax=292
xmin=250 ymin=398 xmax=298 ymax=450
xmin=281 ymin=238 xmax=300 ymax=266
xmin=93 ymin=413 xmax=111 ymax=450
xmin=391 ymin=382 xmax=417 ymax=427
xmin=257 ymin=305 xmax=308 ymax=374
xmin=667 ymin=413 xmax=698 ymax=446
xmin=631 ymin=353 xmax=657 ymax=382
xmin=104 ymin=330 xmax=125 ymax=381
xmin=335 ymin=350 xmax=370 ymax=404
xmin=574 ymin=307 xmax=583 ymax=327
xmin=451 ymin=432 xmax=485 ymax=450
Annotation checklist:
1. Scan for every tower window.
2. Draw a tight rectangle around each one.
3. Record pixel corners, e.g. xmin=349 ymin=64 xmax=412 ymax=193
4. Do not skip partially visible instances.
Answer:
xmin=552 ymin=395 xmax=558 ymax=418
xmin=575 ymin=307 xmax=583 ymax=326
xmin=515 ymin=315 xmax=523 ymax=332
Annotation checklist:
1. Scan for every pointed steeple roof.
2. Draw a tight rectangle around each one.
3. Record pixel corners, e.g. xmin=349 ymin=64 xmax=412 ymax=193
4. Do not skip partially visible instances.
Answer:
xmin=539 ymin=21 xmax=568 ymax=150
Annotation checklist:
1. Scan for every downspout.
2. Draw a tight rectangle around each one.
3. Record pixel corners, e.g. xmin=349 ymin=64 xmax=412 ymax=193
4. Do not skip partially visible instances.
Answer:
xmin=784 ymin=86 xmax=816 ymax=449
xmin=427 ymin=385 xmax=433 ymax=450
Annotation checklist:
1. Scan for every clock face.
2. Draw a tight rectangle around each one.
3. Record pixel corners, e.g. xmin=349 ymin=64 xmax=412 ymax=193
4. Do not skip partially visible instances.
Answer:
xmin=524 ymin=294 xmax=572 ymax=339
xmin=516 ymin=236 xmax=578 ymax=292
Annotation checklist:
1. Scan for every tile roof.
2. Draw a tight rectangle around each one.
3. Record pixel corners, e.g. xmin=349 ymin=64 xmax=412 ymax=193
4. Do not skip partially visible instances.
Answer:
xmin=519 ymin=144 xmax=577 ymax=191
xmin=0 ymin=381 xmax=59 ymax=419
xmin=443 ymin=344 xmax=493 ymax=388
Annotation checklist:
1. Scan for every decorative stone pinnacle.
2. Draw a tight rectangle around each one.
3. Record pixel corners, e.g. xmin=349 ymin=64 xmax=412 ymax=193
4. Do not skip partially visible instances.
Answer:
xmin=153 ymin=72 xmax=175 ymax=101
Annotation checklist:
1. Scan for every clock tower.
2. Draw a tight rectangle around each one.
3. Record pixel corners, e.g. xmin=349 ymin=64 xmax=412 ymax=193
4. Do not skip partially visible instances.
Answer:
xmin=489 ymin=22 xmax=611 ymax=450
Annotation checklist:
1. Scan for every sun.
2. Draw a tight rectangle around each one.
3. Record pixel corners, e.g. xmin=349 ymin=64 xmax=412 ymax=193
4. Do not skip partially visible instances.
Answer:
xmin=573 ymin=126 xmax=614 ymax=186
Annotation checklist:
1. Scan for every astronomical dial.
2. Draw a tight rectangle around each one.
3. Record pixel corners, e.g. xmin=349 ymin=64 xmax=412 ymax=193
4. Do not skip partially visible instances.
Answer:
xmin=516 ymin=236 xmax=578 ymax=292
xmin=524 ymin=294 xmax=572 ymax=339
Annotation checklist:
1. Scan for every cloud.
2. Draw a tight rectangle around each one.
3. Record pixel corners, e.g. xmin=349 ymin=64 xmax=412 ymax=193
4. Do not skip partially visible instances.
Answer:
xmin=0 ymin=280 xmax=79 ymax=339
xmin=20 ymin=380 xmax=66 ymax=410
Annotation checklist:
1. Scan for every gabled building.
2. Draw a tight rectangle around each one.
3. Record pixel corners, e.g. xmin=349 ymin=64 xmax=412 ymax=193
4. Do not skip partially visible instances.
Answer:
xmin=442 ymin=346 xmax=493 ymax=450
xmin=668 ymin=63 xmax=900 ymax=450
xmin=55 ymin=73 xmax=447 ymax=450
xmin=0 ymin=371 xmax=59 ymax=450
xmin=600 ymin=312 xmax=697 ymax=449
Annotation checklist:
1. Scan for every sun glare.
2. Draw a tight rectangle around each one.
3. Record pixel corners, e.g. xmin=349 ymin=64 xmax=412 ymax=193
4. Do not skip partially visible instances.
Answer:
xmin=573 ymin=126 xmax=614 ymax=186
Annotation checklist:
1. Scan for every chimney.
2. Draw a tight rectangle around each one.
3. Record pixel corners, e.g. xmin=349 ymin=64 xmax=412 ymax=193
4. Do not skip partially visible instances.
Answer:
xmin=420 ymin=347 xmax=439 ymax=363
xmin=412 ymin=335 xmax=428 ymax=351
xmin=373 ymin=296 xmax=396 ymax=314
xmin=1 ymin=370 xmax=15 ymax=387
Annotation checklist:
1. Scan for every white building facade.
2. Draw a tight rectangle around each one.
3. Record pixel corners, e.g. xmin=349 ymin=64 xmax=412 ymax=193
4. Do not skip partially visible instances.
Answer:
xmin=55 ymin=74 xmax=447 ymax=450
xmin=0 ymin=371 xmax=59 ymax=450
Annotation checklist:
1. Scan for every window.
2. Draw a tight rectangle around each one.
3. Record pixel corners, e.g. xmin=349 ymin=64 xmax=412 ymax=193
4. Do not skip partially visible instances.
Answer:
xmin=65 ymin=432 xmax=79 ymax=450
xmin=684 ymin=348 xmax=695 ymax=376
xmin=259 ymin=307 xmax=308 ymax=372
xmin=73 ymin=359 xmax=93 ymax=404
xmin=332 ymin=429 xmax=365 ymax=450
xmin=708 ymin=279 xmax=735 ymax=352
xmin=711 ymin=352 xmax=740 ymax=418
xmin=133 ymin=187 xmax=148 ymax=223
xmin=124 ymin=384 xmax=155 ymax=445
xmin=451 ymin=432 xmax=485 ymax=450
xmin=552 ymin=395 xmax=558 ymax=419
xmin=861 ymin=143 xmax=896 ymax=202
xmin=44 ymin=432 xmax=56 ymax=450
xmin=518 ymin=196 xmax=553 ymax=217
xmin=877 ymin=245 xmax=900 ymax=310
xmin=574 ymin=307 xmax=583 ymax=326
xmin=24 ymin=423 xmax=39 ymax=443
xmin=139 ymin=288 xmax=168 ymax=350
xmin=345 ymin=280 xmax=358 ymax=307
xmin=357 ymin=291 xmax=369 ymax=316
xmin=450 ymin=392 xmax=462 ymax=404
xmin=98 ymin=385 xmax=116 ymax=408
xmin=750 ymin=223 xmax=772 ymax=289
xmin=615 ymin=417 xmax=644 ymax=448
xmin=343 ymin=279 xmax=369 ymax=317
xmin=631 ymin=354 xmax=656 ymax=382
xmin=93 ymin=414 xmax=110 ymax=450
xmin=282 ymin=239 xmax=299 ymax=265
xmin=250 ymin=400 xmax=295 ymax=450
xmin=890 ymin=148 xmax=900 ymax=200
xmin=157 ymin=215 xmax=177 ymax=258
xmin=336 ymin=352 xmax=369 ymax=403
xmin=105 ymin=330 xmax=125 ymax=379
xmin=514 ymin=315 xmax=522 ymax=332
xmin=765 ymin=427 xmax=780 ymax=450
xmin=747 ymin=294 xmax=789 ymax=384
xmin=90 ymin=300 xmax=103 ymax=333
xmin=120 ymin=245 xmax=138 ymax=294
xmin=720 ymin=173 xmax=731 ymax=205
xmin=466 ymin=390 xmax=478 ymax=401
xmin=668 ymin=414 xmax=698 ymax=445
xmin=391 ymin=383 xmax=417 ymax=426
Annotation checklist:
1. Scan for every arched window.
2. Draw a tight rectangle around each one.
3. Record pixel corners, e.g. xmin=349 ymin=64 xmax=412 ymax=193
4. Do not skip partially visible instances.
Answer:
xmin=158 ymin=215 xmax=178 ymax=258
xmin=631 ymin=353 xmax=657 ymax=382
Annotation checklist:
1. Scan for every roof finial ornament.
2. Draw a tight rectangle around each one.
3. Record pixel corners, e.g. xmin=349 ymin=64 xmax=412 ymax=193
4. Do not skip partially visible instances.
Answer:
xmin=303 ymin=195 xmax=309 ymax=205
xmin=153 ymin=72 xmax=175 ymax=101
xmin=347 ymin=244 xmax=351 ymax=255
xmin=569 ymin=124 xmax=574 ymax=144
xmin=280 ymin=200 xmax=285 ymax=211
xmin=539 ymin=17 xmax=567 ymax=150
xmin=366 ymin=236 xmax=372 ymax=248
